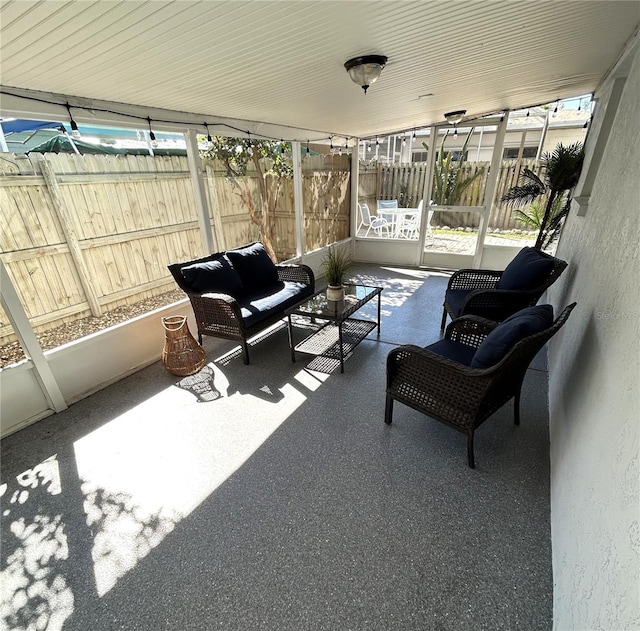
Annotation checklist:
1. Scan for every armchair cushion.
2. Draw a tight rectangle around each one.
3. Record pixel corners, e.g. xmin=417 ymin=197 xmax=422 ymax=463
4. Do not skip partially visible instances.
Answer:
xmin=445 ymin=289 xmax=472 ymax=318
xmin=226 ymin=242 xmax=278 ymax=294
xmin=181 ymin=256 xmax=245 ymax=297
xmin=425 ymin=339 xmax=477 ymax=366
xmin=497 ymin=247 xmax=556 ymax=291
xmin=471 ymin=304 xmax=554 ymax=368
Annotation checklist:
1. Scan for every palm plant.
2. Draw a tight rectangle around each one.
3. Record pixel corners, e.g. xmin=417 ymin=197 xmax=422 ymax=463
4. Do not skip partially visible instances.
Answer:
xmin=502 ymin=142 xmax=584 ymax=250
xmin=424 ymin=129 xmax=484 ymax=205
xmin=513 ymin=197 xmax=564 ymax=230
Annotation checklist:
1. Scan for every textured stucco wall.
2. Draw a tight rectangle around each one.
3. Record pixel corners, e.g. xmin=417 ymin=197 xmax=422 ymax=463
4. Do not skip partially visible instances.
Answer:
xmin=548 ymin=44 xmax=640 ymax=630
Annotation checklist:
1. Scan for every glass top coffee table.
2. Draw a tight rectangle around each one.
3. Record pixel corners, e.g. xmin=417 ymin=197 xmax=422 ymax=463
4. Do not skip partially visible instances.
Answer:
xmin=285 ymin=284 xmax=383 ymax=373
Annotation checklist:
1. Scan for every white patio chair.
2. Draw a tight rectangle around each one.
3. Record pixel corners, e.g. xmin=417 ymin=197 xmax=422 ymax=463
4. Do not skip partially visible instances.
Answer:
xmin=376 ymin=199 xmax=399 ymax=210
xmin=376 ymin=200 xmax=400 ymax=235
xmin=425 ymin=203 xmax=435 ymax=244
xmin=358 ymin=203 xmax=389 ymax=237
xmin=399 ymin=200 xmax=423 ymax=239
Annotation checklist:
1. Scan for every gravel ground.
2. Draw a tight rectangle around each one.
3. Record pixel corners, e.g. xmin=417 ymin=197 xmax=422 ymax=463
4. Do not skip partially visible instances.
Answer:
xmin=0 ymin=289 xmax=186 ymax=369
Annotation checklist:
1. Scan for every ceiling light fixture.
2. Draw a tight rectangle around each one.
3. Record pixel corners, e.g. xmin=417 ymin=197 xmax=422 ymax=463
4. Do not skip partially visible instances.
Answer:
xmin=344 ymin=54 xmax=388 ymax=94
xmin=444 ymin=110 xmax=466 ymax=125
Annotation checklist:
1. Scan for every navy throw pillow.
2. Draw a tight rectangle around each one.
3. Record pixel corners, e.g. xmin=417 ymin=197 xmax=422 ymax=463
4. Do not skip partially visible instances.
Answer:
xmin=181 ymin=257 xmax=245 ymax=297
xmin=226 ymin=242 xmax=278 ymax=294
xmin=497 ymin=247 xmax=555 ymax=291
xmin=470 ymin=305 xmax=554 ymax=369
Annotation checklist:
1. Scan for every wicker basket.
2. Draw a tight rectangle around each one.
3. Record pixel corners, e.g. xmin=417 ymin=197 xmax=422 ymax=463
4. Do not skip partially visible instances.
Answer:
xmin=161 ymin=315 xmax=207 ymax=376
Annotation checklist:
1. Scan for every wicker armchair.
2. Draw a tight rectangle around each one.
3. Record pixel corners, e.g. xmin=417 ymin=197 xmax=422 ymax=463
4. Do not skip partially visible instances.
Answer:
xmin=386 ymin=303 xmax=576 ymax=468
xmin=168 ymin=246 xmax=314 ymax=365
xmin=441 ymin=248 xmax=567 ymax=330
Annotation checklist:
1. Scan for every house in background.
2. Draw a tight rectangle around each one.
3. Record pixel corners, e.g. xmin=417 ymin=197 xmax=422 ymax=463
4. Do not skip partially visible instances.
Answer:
xmin=373 ymin=101 xmax=591 ymax=164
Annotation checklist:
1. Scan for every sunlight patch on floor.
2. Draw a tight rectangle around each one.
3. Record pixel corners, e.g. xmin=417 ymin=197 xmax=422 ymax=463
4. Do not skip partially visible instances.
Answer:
xmin=293 ymin=368 xmax=330 ymax=391
xmin=73 ymin=373 xmax=310 ymax=597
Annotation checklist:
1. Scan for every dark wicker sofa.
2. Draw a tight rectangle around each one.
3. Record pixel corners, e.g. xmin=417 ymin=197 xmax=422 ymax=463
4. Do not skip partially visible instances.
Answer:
xmin=168 ymin=242 xmax=314 ymax=364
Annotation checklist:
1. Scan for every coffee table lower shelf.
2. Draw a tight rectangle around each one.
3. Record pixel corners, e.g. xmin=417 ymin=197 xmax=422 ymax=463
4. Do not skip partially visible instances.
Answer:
xmin=292 ymin=318 xmax=377 ymax=372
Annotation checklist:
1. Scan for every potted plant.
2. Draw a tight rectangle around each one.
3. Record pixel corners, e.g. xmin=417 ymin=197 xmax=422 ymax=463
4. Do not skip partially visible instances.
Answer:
xmin=322 ymin=245 xmax=353 ymax=301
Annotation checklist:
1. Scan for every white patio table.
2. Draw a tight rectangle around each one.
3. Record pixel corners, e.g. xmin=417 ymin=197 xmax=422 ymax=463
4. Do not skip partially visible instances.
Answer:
xmin=377 ymin=207 xmax=420 ymax=238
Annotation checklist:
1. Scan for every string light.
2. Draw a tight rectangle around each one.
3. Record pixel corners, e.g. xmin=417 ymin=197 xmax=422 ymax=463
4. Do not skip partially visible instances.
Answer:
xmin=66 ymin=103 xmax=80 ymax=137
xmin=526 ymin=109 xmax=530 ymax=117
xmin=402 ymin=136 xmax=407 ymax=147
xmin=367 ymin=141 xmax=371 ymax=152
xmin=412 ymin=130 xmax=416 ymax=141
xmin=330 ymin=137 xmax=334 ymax=151
xmin=147 ymin=117 xmax=157 ymax=147
xmin=306 ymin=140 xmax=310 ymax=155
xmin=204 ymin=122 xmax=212 ymax=143
xmin=375 ymin=138 xmax=380 ymax=147
xmin=553 ymin=101 xmax=559 ymax=116
xmin=0 ymin=87 xmax=405 ymax=149
xmin=281 ymin=139 xmax=285 ymax=154
xmin=453 ymin=126 xmax=458 ymax=139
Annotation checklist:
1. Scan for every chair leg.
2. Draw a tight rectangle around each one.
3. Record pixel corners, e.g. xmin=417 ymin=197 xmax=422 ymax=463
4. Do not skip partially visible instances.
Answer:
xmin=241 ymin=340 xmax=250 ymax=365
xmin=440 ymin=308 xmax=448 ymax=332
xmin=384 ymin=395 xmax=394 ymax=425
xmin=514 ymin=391 xmax=521 ymax=426
xmin=467 ymin=430 xmax=476 ymax=469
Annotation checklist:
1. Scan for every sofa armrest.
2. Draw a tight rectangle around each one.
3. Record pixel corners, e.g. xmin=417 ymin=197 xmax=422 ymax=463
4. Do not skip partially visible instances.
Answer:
xmin=189 ymin=292 xmax=245 ymax=332
xmin=386 ymin=345 xmax=493 ymax=428
xmin=445 ymin=315 xmax=498 ymax=348
xmin=456 ymin=287 xmax=546 ymax=323
xmin=276 ymin=264 xmax=315 ymax=287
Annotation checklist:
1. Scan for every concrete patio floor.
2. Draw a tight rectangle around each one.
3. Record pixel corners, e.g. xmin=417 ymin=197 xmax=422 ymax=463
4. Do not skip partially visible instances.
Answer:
xmin=1 ymin=265 xmax=553 ymax=631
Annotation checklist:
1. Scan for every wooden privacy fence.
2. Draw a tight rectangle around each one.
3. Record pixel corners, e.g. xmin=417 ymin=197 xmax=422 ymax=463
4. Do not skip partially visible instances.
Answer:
xmin=206 ymin=154 xmax=350 ymax=260
xmin=0 ymin=152 xmax=350 ymax=346
xmin=361 ymin=158 xmax=545 ymax=230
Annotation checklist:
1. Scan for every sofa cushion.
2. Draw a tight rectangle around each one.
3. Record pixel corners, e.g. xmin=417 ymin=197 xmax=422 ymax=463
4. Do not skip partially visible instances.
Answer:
xmin=425 ymin=339 xmax=477 ymax=366
xmin=496 ymin=247 xmax=555 ymax=291
xmin=470 ymin=305 xmax=554 ymax=369
xmin=181 ymin=256 xmax=245 ymax=296
xmin=226 ymin=242 xmax=278 ymax=294
xmin=239 ymin=281 xmax=312 ymax=328
xmin=445 ymin=289 xmax=472 ymax=317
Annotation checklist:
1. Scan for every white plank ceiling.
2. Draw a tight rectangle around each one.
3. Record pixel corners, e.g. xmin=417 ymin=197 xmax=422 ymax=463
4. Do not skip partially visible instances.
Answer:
xmin=1 ymin=0 xmax=639 ymax=141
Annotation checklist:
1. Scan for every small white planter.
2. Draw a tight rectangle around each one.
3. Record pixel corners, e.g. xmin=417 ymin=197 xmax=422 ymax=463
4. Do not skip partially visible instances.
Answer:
xmin=326 ymin=284 xmax=345 ymax=301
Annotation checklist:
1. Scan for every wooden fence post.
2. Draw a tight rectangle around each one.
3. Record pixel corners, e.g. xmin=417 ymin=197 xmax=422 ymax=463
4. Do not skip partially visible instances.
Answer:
xmin=39 ymin=157 xmax=103 ymax=316
xmin=204 ymin=163 xmax=227 ymax=252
